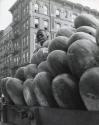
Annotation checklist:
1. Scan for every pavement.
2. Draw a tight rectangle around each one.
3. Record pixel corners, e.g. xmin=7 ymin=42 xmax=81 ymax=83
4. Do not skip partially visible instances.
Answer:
xmin=0 ymin=122 xmax=7 ymax=125
xmin=0 ymin=122 xmax=13 ymax=125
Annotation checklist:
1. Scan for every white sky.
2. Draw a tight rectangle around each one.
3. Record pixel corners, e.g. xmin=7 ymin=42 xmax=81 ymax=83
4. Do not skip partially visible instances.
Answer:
xmin=0 ymin=0 xmax=17 ymax=30
xmin=0 ymin=0 xmax=99 ymax=30
xmin=68 ymin=0 xmax=99 ymax=11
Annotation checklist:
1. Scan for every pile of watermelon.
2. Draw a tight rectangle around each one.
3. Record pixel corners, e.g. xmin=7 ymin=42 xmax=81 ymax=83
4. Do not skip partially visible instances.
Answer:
xmin=1 ymin=14 xmax=99 ymax=111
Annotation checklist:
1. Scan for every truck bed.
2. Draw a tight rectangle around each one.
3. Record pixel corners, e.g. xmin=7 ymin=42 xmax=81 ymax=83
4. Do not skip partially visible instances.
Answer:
xmin=1 ymin=104 xmax=99 ymax=125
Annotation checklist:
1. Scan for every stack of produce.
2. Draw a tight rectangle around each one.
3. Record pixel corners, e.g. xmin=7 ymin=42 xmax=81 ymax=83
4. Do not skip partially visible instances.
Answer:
xmin=1 ymin=14 xmax=99 ymax=111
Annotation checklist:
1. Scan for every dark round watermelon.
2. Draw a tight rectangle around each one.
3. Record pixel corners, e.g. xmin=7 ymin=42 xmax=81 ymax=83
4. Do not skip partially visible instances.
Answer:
xmin=43 ymin=40 xmax=50 ymax=48
xmin=96 ymin=28 xmax=99 ymax=46
xmin=48 ymin=36 xmax=68 ymax=53
xmin=1 ymin=77 xmax=14 ymax=104
xmin=67 ymin=32 xmax=96 ymax=48
xmin=76 ymin=26 xmax=96 ymax=37
xmin=24 ymin=64 xmax=38 ymax=79
xmin=79 ymin=67 xmax=99 ymax=111
xmin=31 ymin=47 xmax=48 ymax=65
xmin=6 ymin=78 xmax=26 ymax=105
xmin=33 ymin=72 xmax=57 ymax=107
xmin=23 ymin=79 xmax=39 ymax=106
xmin=67 ymin=39 xmax=99 ymax=79
xmin=47 ymin=50 xmax=70 ymax=77
xmin=52 ymin=74 xmax=86 ymax=109
xmin=56 ymin=27 xmax=75 ymax=38
xmin=37 ymin=61 xmax=51 ymax=74
xmin=74 ymin=14 xmax=99 ymax=29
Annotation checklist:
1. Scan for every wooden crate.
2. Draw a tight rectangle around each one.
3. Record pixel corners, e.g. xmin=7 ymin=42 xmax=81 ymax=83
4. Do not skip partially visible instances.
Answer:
xmin=2 ymin=105 xmax=99 ymax=125
xmin=30 ymin=107 xmax=99 ymax=125
xmin=1 ymin=104 xmax=31 ymax=125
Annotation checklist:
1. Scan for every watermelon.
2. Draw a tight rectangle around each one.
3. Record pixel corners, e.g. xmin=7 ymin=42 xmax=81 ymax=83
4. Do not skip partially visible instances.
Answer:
xmin=74 ymin=14 xmax=99 ymax=29
xmin=14 ymin=67 xmax=26 ymax=81
xmin=37 ymin=61 xmax=51 ymax=74
xmin=79 ymin=67 xmax=99 ymax=111
xmin=52 ymin=74 xmax=86 ymax=109
xmin=1 ymin=77 xmax=14 ymax=104
xmin=67 ymin=39 xmax=99 ymax=79
xmin=33 ymin=72 xmax=57 ymax=107
xmin=24 ymin=64 xmax=38 ymax=79
xmin=43 ymin=40 xmax=50 ymax=48
xmin=6 ymin=78 xmax=25 ymax=105
xmin=48 ymin=36 xmax=68 ymax=53
xmin=23 ymin=79 xmax=38 ymax=106
xmin=56 ymin=27 xmax=75 ymax=38
xmin=47 ymin=50 xmax=70 ymax=77
xmin=67 ymin=32 xmax=96 ymax=48
xmin=76 ymin=26 xmax=96 ymax=37
xmin=96 ymin=28 xmax=99 ymax=46
xmin=31 ymin=47 xmax=48 ymax=65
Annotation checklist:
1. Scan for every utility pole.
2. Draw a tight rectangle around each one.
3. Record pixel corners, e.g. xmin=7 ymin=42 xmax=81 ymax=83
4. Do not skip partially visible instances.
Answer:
xmin=49 ymin=0 xmax=51 ymax=39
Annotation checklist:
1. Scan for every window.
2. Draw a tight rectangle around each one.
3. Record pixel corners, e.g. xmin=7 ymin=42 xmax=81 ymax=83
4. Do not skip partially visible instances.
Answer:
xmin=23 ymin=37 xmax=25 ymax=48
xmin=23 ymin=36 xmax=29 ymax=49
xmin=34 ymin=33 xmax=37 ymax=49
xmin=23 ymin=8 xmax=26 ymax=16
xmin=44 ymin=5 xmax=48 ymax=15
xmin=7 ymin=43 xmax=9 ymax=49
xmin=34 ymin=34 xmax=36 ymax=42
xmin=23 ymin=5 xmax=28 ymax=15
xmin=26 ymin=5 xmax=29 ymax=13
xmin=7 ymin=33 xmax=9 ymax=39
xmin=22 ymin=1 xmax=24 ymax=7
xmin=17 ymin=42 xmax=19 ymax=48
xmin=6 ymin=58 xmax=8 ymax=63
xmin=34 ymin=34 xmax=37 ymax=50
xmin=56 ymin=23 xmax=61 ymax=30
xmin=34 ymin=18 xmax=39 ymax=28
xmin=26 ymin=36 xmax=29 ymax=46
xmin=23 ymin=20 xmax=29 ymax=31
xmin=15 ymin=43 xmax=17 ymax=49
xmin=23 ymin=23 xmax=26 ymax=31
xmin=26 ymin=51 xmax=29 ymax=62
xmin=68 ymin=11 xmax=72 ymax=18
xmin=14 ymin=27 xmax=20 ymax=37
xmin=14 ymin=30 xmax=16 ymax=35
xmin=17 ymin=15 xmax=19 ymax=20
xmin=22 ymin=38 xmax=24 ymax=47
xmin=26 ymin=20 xmax=29 ymax=29
xmin=10 ymin=57 xmax=12 ymax=62
xmin=44 ymin=20 xmax=48 ymax=30
xmin=65 ymin=11 xmax=68 ymax=18
xmin=23 ymin=53 xmax=25 ymax=63
xmin=14 ymin=58 xmax=16 ymax=63
xmin=34 ymin=3 xmax=39 ymax=12
xmin=26 ymin=52 xmax=29 ymax=59
xmin=56 ymin=9 xmax=60 ymax=18
xmin=16 ymin=57 xmax=19 ymax=64
xmin=64 ymin=24 xmax=68 ymax=27
xmin=14 ymin=17 xmax=17 ymax=22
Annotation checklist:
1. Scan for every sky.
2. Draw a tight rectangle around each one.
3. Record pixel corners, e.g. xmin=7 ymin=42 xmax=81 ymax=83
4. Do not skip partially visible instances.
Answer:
xmin=0 ymin=0 xmax=99 ymax=30
xmin=0 ymin=0 xmax=17 ymax=30
xmin=68 ymin=0 xmax=99 ymax=11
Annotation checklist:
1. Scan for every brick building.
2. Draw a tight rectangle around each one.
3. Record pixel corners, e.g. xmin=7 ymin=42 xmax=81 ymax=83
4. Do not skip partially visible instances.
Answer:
xmin=0 ymin=25 xmax=13 ymax=79
xmin=0 ymin=0 xmax=99 ymax=78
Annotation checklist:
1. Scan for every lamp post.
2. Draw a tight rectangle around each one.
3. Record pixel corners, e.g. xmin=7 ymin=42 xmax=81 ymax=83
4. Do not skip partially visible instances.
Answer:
xmin=49 ymin=0 xmax=51 ymax=39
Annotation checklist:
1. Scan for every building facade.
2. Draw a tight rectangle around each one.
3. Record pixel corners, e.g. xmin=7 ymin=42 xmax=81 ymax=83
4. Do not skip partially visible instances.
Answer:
xmin=0 ymin=25 xmax=13 ymax=79
xmin=0 ymin=0 xmax=99 ymax=78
